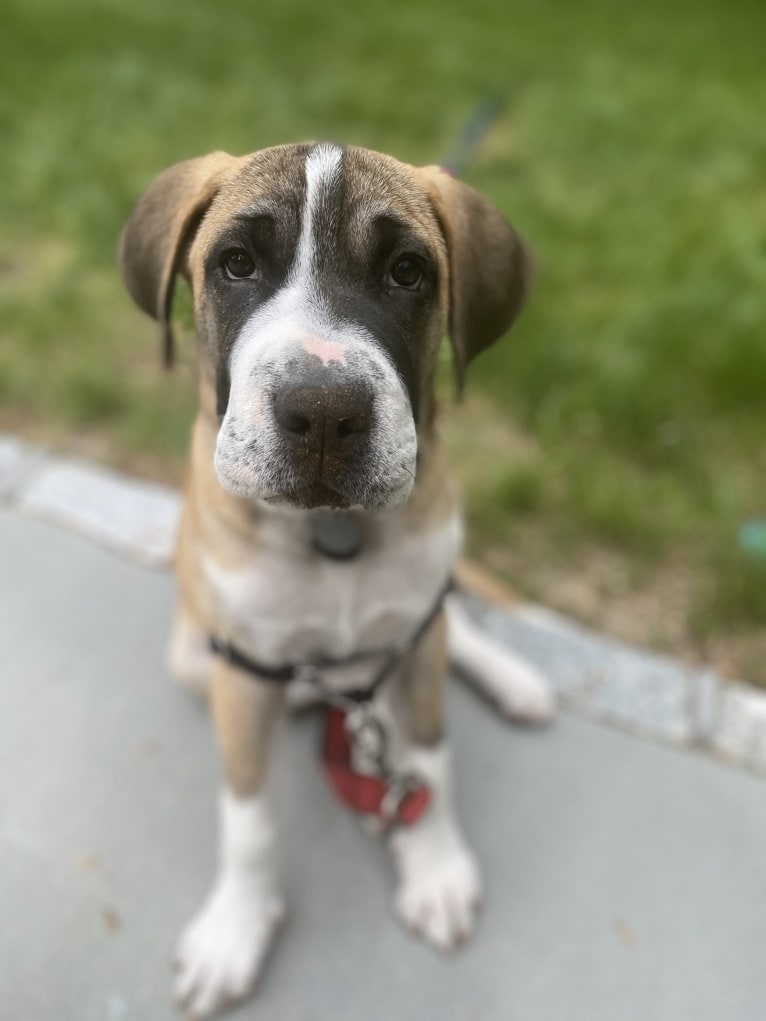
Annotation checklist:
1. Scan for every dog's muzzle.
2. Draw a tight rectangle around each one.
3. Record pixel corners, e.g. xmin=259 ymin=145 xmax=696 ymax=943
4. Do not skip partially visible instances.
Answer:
xmin=214 ymin=335 xmax=417 ymax=510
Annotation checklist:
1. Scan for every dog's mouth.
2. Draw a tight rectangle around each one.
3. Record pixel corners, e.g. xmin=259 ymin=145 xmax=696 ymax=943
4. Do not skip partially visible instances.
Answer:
xmin=215 ymin=437 xmax=416 ymax=510
xmin=263 ymin=480 xmax=354 ymax=511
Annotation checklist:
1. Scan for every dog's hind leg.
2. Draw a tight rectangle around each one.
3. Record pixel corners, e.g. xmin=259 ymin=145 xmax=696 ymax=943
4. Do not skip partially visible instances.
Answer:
xmin=167 ymin=603 xmax=213 ymax=698
xmin=167 ymin=491 xmax=215 ymax=698
xmin=445 ymin=594 xmax=554 ymax=722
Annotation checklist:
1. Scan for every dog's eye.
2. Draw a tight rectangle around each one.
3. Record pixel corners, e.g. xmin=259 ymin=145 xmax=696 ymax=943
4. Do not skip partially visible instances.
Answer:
xmin=389 ymin=256 xmax=423 ymax=290
xmin=223 ymin=249 xmax=257 ymax=280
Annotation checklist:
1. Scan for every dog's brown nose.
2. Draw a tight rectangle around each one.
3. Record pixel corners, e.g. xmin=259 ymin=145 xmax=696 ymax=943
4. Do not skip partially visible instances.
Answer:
xmin=274 ymin=382 xmax=373 ymax=453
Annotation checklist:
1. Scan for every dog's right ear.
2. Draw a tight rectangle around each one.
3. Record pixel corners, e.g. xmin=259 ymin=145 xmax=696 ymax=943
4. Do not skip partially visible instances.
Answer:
xmin=118 ymin=152 xmax=240 ymax=366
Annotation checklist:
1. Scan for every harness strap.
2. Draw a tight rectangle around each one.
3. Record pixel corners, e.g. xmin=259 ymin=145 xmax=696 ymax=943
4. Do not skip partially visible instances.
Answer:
xmin=208 ymin=576 xmax=453 ymax=701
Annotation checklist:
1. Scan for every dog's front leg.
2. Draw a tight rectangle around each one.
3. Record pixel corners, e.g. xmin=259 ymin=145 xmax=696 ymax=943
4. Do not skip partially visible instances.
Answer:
xmin=174 ymin=660 xmax=285 ymax=1019
xmin=389 ymin=611 xmax=483 ymax=952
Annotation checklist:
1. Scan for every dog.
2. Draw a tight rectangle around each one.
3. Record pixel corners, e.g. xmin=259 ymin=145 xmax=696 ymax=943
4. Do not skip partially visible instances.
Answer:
xmin=119 ymin=142 xmax=553 ymax=1019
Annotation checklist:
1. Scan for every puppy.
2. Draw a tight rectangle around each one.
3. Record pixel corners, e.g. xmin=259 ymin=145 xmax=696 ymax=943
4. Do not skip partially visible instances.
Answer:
xmin=120 ymin=143 xmax=552 ymax=1019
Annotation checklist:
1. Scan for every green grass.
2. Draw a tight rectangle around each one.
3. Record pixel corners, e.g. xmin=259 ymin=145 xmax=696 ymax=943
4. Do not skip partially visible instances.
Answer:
xmin=2 ymin=0 xmax=765 ymax=681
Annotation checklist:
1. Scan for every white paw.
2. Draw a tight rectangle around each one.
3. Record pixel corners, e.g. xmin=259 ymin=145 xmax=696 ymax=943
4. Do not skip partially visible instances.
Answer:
xmin=490 ymin=659 xmax=555 ymax=723
xmin=446 ymin=598 xmax=555 ymax=724
xmin=392 ymin=837 xmax=483 ymax=953
xmin=173 ymin=881 xmax=284 ymax=1019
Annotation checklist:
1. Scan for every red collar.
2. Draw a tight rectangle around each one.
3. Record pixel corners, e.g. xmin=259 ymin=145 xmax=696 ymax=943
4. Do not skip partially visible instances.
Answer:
xmin=321 ymin=707 xmax=430 ymax=827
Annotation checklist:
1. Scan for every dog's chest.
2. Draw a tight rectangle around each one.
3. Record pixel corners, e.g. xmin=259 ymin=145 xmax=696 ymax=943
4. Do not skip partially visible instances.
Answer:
xmin=203 ymin=514 xmax=461 ymax=666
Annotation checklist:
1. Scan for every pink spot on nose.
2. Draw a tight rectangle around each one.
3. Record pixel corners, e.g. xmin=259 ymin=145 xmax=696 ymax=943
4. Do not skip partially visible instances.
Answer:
xmin=302 ymin=335 xmax=346 ymax=367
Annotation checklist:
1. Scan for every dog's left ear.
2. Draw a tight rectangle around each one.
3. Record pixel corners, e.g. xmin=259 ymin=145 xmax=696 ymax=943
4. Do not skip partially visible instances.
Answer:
xmin=119 ymin=151 xmax=241 ymax=366
xmin=418 ymin=166 xmax=534 ymax=389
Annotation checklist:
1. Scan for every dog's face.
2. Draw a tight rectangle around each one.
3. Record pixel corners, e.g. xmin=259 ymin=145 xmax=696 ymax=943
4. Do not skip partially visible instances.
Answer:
xmin=196 ymin=144 xmax=443 ymax=510
xmin=120 ymin=144 xmax=532 ymax=510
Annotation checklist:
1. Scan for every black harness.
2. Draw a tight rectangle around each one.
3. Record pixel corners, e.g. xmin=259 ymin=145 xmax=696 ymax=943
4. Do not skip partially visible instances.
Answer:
xmin=209 ymin=576 xmax=452 ymax=705
xmin=208 ymin=510 xmax=452 ymax=705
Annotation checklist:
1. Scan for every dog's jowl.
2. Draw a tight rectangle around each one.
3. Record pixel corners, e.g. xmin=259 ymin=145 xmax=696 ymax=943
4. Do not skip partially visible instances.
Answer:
xmin=120 ymin=142 xmax=553 ymax=1019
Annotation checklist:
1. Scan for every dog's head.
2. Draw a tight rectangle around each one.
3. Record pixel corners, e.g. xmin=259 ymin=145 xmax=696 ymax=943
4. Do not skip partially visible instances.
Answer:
xmin=120 ymin=143 xmax=532 ymax=510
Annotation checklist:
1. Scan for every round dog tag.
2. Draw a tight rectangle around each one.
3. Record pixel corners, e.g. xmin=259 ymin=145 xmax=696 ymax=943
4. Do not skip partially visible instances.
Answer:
xmin=310 ymin=511 xmax=364 ymax=560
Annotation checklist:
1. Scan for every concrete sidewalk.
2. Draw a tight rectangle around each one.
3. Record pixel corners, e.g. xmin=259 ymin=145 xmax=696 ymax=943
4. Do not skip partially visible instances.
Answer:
xmin=1 ymin=508 xmax=765 ymax=1021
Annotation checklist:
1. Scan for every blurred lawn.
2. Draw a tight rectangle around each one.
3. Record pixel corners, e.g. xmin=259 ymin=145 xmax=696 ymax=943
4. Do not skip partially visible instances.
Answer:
xmin=1 ymin=0 xmax=764 ymax=681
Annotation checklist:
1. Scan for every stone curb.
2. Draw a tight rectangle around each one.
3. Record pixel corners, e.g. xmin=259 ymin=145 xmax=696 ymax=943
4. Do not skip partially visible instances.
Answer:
xmin=0 ymin=435 xmax=179 ymax=568
xmin=2 ymin=432 xmax=764 ymax=778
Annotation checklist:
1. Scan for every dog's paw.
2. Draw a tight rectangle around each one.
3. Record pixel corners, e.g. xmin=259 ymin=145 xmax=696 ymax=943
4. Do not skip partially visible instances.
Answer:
xmin=173 ymin=881 xmax=284 ymax=1019
xmin=446 ymin=598 xmax=555 ymax=724
xmin=392 ymin=836 xmax=483 ymax=953
xmin=488 ymin=658 xmax=555 ymax=723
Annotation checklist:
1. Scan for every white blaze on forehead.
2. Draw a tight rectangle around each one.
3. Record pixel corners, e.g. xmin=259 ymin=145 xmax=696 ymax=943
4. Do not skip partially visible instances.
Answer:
xmin=291 ymin=142 xmax=343 ymax=285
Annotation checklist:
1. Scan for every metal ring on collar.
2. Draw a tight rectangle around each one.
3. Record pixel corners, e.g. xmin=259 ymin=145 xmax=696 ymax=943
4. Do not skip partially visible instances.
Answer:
xmin=380 ymin=772 xmax=423 ymax=825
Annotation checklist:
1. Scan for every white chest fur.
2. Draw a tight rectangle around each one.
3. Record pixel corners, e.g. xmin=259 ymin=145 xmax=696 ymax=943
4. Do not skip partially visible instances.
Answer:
xmin=202 ymin=511 xmax=461 ymax=675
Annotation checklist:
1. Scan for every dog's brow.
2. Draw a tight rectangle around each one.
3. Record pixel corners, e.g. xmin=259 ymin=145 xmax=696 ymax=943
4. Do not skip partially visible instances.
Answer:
xmin=231 ymin=206 xmax=279 ymax=224
xmin=370 ymin=212 xmax=432 ymax=256
xmin=372 ymin=210 xmax=411 ymax=231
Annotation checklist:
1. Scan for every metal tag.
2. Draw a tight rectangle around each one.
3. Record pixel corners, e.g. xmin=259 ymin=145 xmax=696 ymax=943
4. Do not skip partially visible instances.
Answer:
xmin=344 ymin=706 xmax=386 ymax=776
xmin=310 ymin=511 xmax=364 ymax=560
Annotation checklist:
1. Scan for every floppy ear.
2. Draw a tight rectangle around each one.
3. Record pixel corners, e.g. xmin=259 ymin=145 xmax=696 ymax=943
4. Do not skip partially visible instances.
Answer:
xmin=419 ymin=166 xmax=534 ymax=389
xmin=118 ymin=152 xmax=240 ymax=367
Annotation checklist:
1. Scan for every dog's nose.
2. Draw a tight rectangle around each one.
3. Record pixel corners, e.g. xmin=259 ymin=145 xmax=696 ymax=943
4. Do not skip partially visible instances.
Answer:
xmin=274 ymin=382 xmax=373 ymax=451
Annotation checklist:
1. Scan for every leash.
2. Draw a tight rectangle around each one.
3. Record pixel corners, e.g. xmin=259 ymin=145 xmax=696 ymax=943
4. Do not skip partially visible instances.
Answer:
xmin=440 ymin=93 xmax=506 ymax=177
